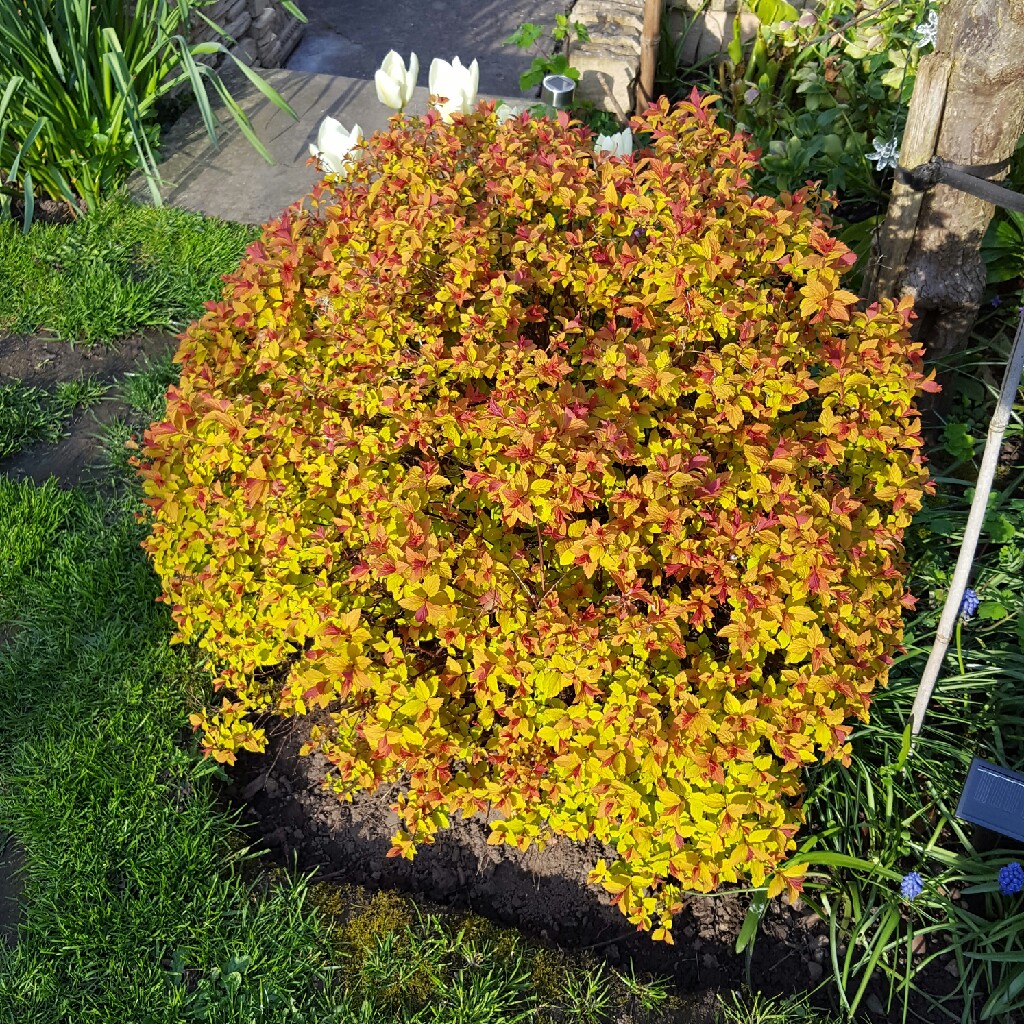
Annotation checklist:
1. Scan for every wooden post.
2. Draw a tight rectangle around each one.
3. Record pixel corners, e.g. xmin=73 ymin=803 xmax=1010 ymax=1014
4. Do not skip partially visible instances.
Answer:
xmin=636 ymin=0 xmax=662 ymax=116
xmin=864 ymin=53 xmax=951 ymax=302
xmin=866 ymin=0 xmax=1024 ymax=359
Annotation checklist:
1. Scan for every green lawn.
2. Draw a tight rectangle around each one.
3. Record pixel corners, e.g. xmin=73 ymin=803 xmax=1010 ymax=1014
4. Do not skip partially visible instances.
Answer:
xmin=0 ymin=193 xmax=258 ymax=344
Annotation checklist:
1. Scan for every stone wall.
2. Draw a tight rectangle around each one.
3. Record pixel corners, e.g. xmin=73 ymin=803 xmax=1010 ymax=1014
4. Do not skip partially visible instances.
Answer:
xmin=570 ymin=0 xmax=646 ymax=119
xmin=570 ymin=0 xmax=816 ymax=116
xmin=667 ymin=0 xmax=814 ymax=66
xmin=187 ymin=0 xmax=304 ymax=70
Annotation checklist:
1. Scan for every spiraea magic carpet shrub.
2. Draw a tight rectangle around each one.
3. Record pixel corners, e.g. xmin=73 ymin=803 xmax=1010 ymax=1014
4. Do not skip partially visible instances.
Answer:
xmin=136 ymin=92 xmax=935 ymax=940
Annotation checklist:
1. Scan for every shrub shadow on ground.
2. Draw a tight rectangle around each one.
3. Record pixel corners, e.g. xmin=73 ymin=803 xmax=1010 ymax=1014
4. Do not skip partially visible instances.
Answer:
xmin=224 ymin=713 xmax=831 ymax=1003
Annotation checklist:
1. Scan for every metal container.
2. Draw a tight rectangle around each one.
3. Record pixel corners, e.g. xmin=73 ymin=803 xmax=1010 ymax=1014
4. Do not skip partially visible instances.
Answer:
xmin=540 ymin=74 xmax=575 ymax=109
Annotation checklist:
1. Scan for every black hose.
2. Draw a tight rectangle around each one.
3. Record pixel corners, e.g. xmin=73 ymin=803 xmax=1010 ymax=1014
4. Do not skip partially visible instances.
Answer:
xmin=897 ymin=157 xmax=1024 ymax=212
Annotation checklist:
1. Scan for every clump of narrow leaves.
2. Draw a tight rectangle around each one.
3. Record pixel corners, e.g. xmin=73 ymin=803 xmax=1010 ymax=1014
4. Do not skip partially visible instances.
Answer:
xmin=136 ymin=92 xmax=935 ymax=941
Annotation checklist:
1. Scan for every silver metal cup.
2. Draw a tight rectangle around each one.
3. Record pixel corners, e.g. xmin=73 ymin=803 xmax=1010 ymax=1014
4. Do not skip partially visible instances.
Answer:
xmin=540 ymin=74 xmax=576 ymax=109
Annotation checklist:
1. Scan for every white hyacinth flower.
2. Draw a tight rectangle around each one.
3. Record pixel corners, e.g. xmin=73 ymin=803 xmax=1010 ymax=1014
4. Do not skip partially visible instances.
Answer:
xmin=375 ymin=50 xmax=419 ymax=111
xmin=595 ymin=127 xmax=633 ymax=158
xmin=309 ymin=118 xmax=363 ymax=177
xmin=428 ymin=56 xmax=479 ymax=122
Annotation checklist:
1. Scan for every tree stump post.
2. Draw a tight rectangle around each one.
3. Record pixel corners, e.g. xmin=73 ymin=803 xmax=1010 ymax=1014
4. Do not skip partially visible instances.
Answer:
xmin=867 ymin=0 xmax=1024 ymax=359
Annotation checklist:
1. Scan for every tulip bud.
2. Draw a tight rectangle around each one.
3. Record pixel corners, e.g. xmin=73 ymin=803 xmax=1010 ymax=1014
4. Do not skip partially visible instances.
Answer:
xmin=309 ymin=117 xmax=363 ymax=177
xmin=428 ymin=56 xmax=480 ymax=122
xmin=594 ymin=127 xmax=633 ymax=158
xmin=375 ymin=50 xmax=419 ymax=111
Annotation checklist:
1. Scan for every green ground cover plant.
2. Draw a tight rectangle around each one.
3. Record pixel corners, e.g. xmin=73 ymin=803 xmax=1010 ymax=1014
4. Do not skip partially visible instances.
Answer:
xmin=665 ymin=0 xmax=937 ymax=284
xmin=0 ymin=192 xmax=258 ymax=342
xmin=683 ymin=0 xmax=931 ymax=209
xmin=0 ymin=375 xmax=106 ymax=459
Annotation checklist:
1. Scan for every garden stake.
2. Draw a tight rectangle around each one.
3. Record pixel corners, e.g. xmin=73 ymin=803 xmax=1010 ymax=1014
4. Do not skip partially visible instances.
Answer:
xmin=910 ymin=304 xmax=1024 ymax=738
xmin=635 ymin=0 xmax=662 ymax=115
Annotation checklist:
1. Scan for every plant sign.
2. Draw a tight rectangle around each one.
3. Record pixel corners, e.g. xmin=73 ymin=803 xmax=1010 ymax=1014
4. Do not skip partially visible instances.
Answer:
xmin=956 ymin=758 xmax=1024 ymax=843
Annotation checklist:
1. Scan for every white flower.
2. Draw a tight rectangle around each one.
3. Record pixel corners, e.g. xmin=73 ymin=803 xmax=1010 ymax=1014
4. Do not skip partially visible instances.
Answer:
xmin=595 ymin=127 xmax=633 ymax=158
xmin=914 ymin=9 xmax=938 ymax=48
xmin=309 ymin=117 xmax=363 ymax=177
xmin=496 ymin=102 xmax=524 ymax=125
xmin=743 ymin=85 xmax=760 ymax=105
xmin=375 ymin=50 xmax=419 ymax=111
xmin=428 ymin=56 xmax=479 ymax=121
xmin=867 ymin=136 xmax=900 ymax=171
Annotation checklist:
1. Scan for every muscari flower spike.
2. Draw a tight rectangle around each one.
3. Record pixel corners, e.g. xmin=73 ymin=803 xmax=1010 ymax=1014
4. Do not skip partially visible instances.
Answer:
xmin=901 ymin=871 xmax=925 ymax=901
xmin=999 ymin=862 xmax=1024 ymax=896
xmin=960 ymin=588 xmax=980 ymax=621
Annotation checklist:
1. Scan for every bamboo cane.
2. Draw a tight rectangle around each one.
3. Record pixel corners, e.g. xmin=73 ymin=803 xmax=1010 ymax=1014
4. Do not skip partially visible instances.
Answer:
xmin=636 ymin=0 xmax=662 ymax=116
xmin=910 ymin=306 xmax=1024 ymax=737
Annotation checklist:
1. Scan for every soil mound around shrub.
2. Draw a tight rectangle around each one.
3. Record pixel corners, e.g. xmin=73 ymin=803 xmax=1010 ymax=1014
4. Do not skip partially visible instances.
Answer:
xmin=224 ymin=714 xmax=831 ymax=997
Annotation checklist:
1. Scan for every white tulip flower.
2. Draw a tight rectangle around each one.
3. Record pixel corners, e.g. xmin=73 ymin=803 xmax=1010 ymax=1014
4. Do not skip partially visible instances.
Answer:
xmin=496 ymin=102 xmax=525 ymax=125
xmin=375 ymin=50 xmax=419 ymax=111
xmin=428 ymin=56 xmax=479 ymax=122
xmin=309 ymin=117 xmax=363 ymax=177
xmin=594 ymin=127 xmax=633 ymax=158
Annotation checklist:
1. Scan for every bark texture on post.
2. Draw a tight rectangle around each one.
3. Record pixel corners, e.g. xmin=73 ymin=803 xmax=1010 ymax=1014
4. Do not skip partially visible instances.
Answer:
xmin=867 ymin=0 xmax=1024 ymax=359
xmin=636 ymin=0 xmax=662 ymax=115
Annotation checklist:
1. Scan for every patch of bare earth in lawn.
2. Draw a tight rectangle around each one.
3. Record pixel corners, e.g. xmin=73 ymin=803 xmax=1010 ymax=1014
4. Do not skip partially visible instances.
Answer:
xmin=0 ymin=329 xmax=180 ymax=489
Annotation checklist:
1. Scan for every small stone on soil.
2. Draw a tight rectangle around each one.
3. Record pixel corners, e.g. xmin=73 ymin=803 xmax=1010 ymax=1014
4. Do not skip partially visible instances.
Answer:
xmin=242 ymin=773 xmax=267 ymax=801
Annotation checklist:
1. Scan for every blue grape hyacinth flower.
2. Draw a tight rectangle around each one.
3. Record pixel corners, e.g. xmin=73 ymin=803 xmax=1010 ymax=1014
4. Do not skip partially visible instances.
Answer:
xmin=901 ymin=872 xmax=925 ymax=901
xmin=960 ymin=588 xmax=980 ymax=621
xmin=999 ymin=862 xmax=1024 ymax=896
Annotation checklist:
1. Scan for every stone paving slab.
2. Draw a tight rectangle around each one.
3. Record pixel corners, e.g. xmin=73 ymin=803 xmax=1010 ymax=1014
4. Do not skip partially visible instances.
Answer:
xmin=132 ymin=69 xmax=520 ymax=225
xmin=286 ymin=0 xmax=564 ymax=98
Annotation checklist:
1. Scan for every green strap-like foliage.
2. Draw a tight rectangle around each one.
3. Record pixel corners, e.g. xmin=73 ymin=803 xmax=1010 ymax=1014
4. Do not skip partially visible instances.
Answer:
xmin=0 ymin=0 xmax=306 ymax=231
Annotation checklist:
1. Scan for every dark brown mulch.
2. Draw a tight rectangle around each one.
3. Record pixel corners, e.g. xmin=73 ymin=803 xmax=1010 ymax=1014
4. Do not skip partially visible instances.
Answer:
xmin=0 ymin=833 xmax=24 ymax=948
xmin=0 ymin=329 xmax=180 ymax=489
xmin=223 ymin=713 xmax=833 ymax=1004
xmin=3 ymin=197 xmax=82 ymax=228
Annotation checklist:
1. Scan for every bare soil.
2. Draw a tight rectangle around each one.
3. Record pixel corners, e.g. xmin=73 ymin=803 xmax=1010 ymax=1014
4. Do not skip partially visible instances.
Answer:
xmin=0 ymin=329 xmax=180 ymax=489
xmin=224 ymin=714 xmax=833 ymax=1002
xmin=0 ymin=833 xmax=24 ymax=948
